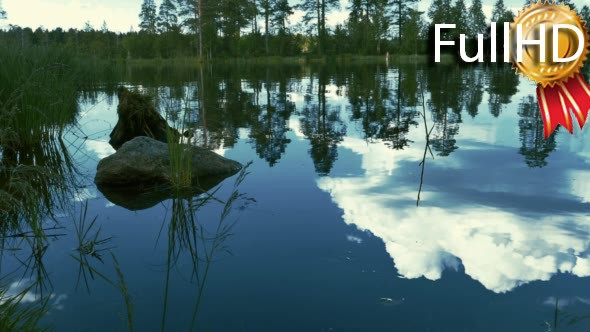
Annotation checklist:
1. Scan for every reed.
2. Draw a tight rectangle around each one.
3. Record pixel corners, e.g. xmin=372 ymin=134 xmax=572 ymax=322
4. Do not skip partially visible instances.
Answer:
xmin=162 ymin=95 xmax=195 ymax=190
xmin=159 ymin=162 xmax=253 ymax=331
xmin=0 ymin=282 xmax=49 ymax=332
xmin=166 ymin=126 xmax=192 ymax=189
xmin=0 ymin=46 xmax=78 ymax=148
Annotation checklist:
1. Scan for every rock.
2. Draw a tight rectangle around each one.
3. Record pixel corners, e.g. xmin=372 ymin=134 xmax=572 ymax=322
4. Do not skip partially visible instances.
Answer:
xmin=109 ymin=87 xmax=180 ymax=150
xmin=95 ymin=136 xmax=242 ymax=188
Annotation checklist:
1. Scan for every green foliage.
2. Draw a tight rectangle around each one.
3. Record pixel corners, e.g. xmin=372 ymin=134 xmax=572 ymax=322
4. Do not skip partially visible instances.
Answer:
xmin=0 ymin=283 xmax=48 ymax=332
xmin=0 ymin=46 xmax=78 ymax=147
xmin=139 ymin=0 xmax=158 ymax=34
xmin=347 ymin=0 xmax=392 ymax=54
xmin=271 ymin=0 xmax=293 ymax=34
xmin=217 ymin=0 xmax=256 ymax=55
xmin=391 ymin=0 xmax=419 ymax=42
xmin=428 ymin=0 xmax=453 ymax=25
xmin=491 ymin=0 xmax=513 ymax=23
xmin=468 ymin=0 xmax=487 ymax=38
xmin=451 ymin=0 xmax=468 ymax=39
xmin=167 ymin=128 xmax=192 ymax=190
xmin=581 ymin=5 xmax=590 ymax=26
xmin=0 ymin=0 xmax=502 ymax=59
xmin=400 ymin=9 xmax=426 ymax=55
xmin=157 ymin=0 xmax=179 ymax=33
xmin=555 ymin=0 xmax=576 ymax=10
xmin=298 ymin=0 xmax=340 ymax=54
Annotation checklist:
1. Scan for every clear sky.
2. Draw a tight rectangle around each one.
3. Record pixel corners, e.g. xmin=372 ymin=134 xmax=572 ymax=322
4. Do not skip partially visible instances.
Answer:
xmin=0 ymin=0 xmax=587 ymax=33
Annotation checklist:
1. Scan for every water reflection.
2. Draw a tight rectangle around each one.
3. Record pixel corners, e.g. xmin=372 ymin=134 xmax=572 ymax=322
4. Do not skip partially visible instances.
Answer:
xmin=160 ymin=163 xmax=253 ymax=330
xmin=299 ymin=67 xmax=346 ymax=175
xmin=317 ymin=136 xmax=590 ymax=292
xmin=77 ymin=62 xmax=565 ymax=172
xmin=518 ymin=96 xmax=558 ymax=168
xmin=80 ymin=62 xmax=589 ymax=295
xmin=248 ymin=68 xmax=295 ymax=166
xmin=4 ymin=61 xmax=590 ymax=330
xmin=309 ymin=67 xmax=590 ymax=293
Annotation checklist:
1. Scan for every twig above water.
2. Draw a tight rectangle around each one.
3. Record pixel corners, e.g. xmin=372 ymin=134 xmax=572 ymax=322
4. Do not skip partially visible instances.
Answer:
xmin=417 ymin=75 xmax=435 ymax=207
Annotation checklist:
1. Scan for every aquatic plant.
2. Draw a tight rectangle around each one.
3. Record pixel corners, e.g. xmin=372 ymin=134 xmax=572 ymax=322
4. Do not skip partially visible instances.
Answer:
xmin=70 ymin=202 xmax=132 ymax=331
xmin=162 ymin=94 xmax=196 ymax=190
xmin=73 ymin=201 xmax=114 ymax=292
xmin=0 ymin=282 xmax=49 ymax=332
xmin=0 ymin=46 xmax=78 ymax=148
xmin=159 ymin=162 xmax=254 ymax=331
xmin=166 ymin=125 xmax=192 ymax=189
xmin=0 ymin=45 xmax=81 ymax=242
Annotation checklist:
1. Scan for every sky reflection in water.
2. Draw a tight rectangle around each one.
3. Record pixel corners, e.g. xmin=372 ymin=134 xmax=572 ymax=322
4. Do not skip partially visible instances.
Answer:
xmin=7 ymin=62 xmax=590 ymax=330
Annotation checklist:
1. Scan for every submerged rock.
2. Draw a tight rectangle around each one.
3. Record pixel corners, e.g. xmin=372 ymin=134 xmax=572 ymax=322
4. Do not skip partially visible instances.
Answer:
xmin=95 ymin=136 xmax=242 ymax=191
xmin=109 ymin=87 xmax=180 ymax=150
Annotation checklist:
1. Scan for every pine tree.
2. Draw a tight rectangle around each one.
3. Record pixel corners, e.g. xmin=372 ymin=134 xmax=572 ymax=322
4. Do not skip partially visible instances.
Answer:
xmin=298 ymin=0 xmax=339 ymax=55
xmin=1 ymin=0 xmax=6 ymax=19
xmin=101 ymin=21 xmax=108 ymax=33
xmin=468 ymin=0 xmax=487 ymax=39
xmin=139 ymin=0 xmax=158 ymax=34
xmin=258 ymin=0 xmax=272 ymax=55
xmin=428 ymin=0 xmax=452 ymax=25
xmin=391 ymin=0 xmax=419 ymax=46
xmin=556 ymin=0 xmax=576 ymax=10
xmin=451 ymin=0 xmax=468 ymax=39
xmin=271 ymin=0 xmax=293 ymax=34
xmin=523 ymin=0 xmax=536 ymax=6
xmin=581 ymin=6 xmax=590 ymax=26
xmin=178 ymin=0 xmax=200 ymax=54
xmin=347 ymin=0 xmax=391 ymax=54
xmin=400 ymin=8 xmax=425 ymax=54
xmin=83 ymin=21 xmax=94 ymax=32
xmin=178 ymin=0 xmax=217 ymax=57
xmin=491 ymin=0 xmax=512 ymax=23
xmin=428 ymin=0 xmax=452 ymax=43
xmin=218 ymin=0 xmax=254 ymax=54
xmin=157 ymin=0 xmax=178 ymax=33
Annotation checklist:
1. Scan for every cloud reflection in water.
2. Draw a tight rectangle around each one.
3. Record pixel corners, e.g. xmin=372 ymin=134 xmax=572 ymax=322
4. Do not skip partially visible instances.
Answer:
xmin=317 ymin=135 xmax=590 ymax=293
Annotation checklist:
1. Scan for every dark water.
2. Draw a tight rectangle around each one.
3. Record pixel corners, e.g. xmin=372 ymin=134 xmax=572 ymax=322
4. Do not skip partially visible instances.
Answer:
xmin=3 ymin=62 xmax=590 ymax=331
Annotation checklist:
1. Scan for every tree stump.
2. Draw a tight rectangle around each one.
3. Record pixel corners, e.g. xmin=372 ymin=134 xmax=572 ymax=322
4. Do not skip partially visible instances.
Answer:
xmin=109 ymin=87 xmax=180 ymax=150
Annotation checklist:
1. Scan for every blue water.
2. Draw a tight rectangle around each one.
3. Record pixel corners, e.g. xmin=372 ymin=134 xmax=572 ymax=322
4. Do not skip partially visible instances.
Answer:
xmin=4 ymin=63 xmax=590 ymax=331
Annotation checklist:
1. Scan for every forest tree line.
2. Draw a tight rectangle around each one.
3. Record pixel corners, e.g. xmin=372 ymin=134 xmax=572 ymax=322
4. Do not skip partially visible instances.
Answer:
xmin=0 ymin=0 xmax=589 ymax=60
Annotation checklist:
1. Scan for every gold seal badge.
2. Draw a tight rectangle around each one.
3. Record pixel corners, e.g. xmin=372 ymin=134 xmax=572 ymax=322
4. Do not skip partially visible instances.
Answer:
xmin=510 ymin=1 xmax=590 ymax=88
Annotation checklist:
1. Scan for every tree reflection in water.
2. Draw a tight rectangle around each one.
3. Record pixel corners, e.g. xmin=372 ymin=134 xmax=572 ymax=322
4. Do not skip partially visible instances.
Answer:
xmin=518 ymin=96 xmax=557 ymax=168
xmin=2 ymin=61 xmax=579 ymax=330
xmin=89 ymin=62 xmax=553 ymax=173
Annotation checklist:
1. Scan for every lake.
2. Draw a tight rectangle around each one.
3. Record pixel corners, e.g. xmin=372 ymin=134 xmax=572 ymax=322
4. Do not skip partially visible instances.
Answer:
xmin=2 ymin=61 xmax=590 ymax=331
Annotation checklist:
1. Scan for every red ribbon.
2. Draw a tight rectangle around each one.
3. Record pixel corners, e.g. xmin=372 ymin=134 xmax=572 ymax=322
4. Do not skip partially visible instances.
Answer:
xmin=536 ymin=73 xmax=590 ymax=138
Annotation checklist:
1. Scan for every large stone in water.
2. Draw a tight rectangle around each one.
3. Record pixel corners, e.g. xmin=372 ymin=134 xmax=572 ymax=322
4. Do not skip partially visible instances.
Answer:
xmin=95 ymin=136 xmax=242 ymax=188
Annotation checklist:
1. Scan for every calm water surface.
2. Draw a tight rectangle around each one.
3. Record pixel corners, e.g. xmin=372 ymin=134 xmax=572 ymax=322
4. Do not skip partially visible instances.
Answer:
xmin=3 ymin=62 xmax=590 ymax=331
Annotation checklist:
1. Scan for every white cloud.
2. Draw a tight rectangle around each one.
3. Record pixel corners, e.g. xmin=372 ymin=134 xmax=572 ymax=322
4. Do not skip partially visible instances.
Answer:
xmin=1 ymin=279 xmax=67 ymax=310
xmin=347 ymin=234 xmax=363 ymax=244
xmin=85 ymin=140 xmax=115 ymax=160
